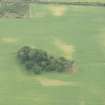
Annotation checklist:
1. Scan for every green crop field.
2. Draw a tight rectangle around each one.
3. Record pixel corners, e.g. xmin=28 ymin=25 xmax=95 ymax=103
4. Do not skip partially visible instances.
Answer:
xmin=0 ymin=4 xmax=105 ymax=105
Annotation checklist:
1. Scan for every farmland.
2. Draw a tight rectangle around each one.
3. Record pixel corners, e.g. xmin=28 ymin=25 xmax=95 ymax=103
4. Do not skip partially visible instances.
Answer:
xmin=0 ymin=4 xmax=105 ymax=105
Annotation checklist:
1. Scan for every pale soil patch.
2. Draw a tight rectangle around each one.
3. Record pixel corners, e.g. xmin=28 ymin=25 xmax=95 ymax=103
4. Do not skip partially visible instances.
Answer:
xmin=1 ymin=37 xmax=17 ymax=43
xmin=80 ymin=97 xmax=85 ymax=105
xmin=80 ymin=100 xmax=85 ymax=105
xmin=33 ymin=12 xmax=47 ymax=18
xmin=35 ymin=77 xmax=78 ymax=87
xmin=68 ymin=62 xmax=78 ymax=73
xmin=48 ymin=5 xmax=66 ymax=16
xmin=55 ymin=39 xmax=75 ymax=59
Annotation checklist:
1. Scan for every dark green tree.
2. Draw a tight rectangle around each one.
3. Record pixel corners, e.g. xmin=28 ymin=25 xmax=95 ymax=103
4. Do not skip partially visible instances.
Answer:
xmin=17 ymin=46 xmax=31 ymax=63
xmin=17 ymin=46 xmax=74 ymax=74
xmin=32 ymin=64 xmax=42 ymax=74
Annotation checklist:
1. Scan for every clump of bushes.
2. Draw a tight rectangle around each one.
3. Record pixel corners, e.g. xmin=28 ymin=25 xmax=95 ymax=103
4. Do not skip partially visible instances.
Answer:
xmin=17 ymin=46 xmax=74 ymax=74
xmin=0 ymin=1 xmax=29 ymax=18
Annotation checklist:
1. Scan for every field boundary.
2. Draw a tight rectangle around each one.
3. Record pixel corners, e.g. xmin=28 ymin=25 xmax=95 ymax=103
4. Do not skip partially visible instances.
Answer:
xmin=35 ymin=1 xmax=105 ymax=7
xmin=3 ymin=1 xmax=105 ymax=8
xmin=1 ymin=1 xmax=105 ymax=18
